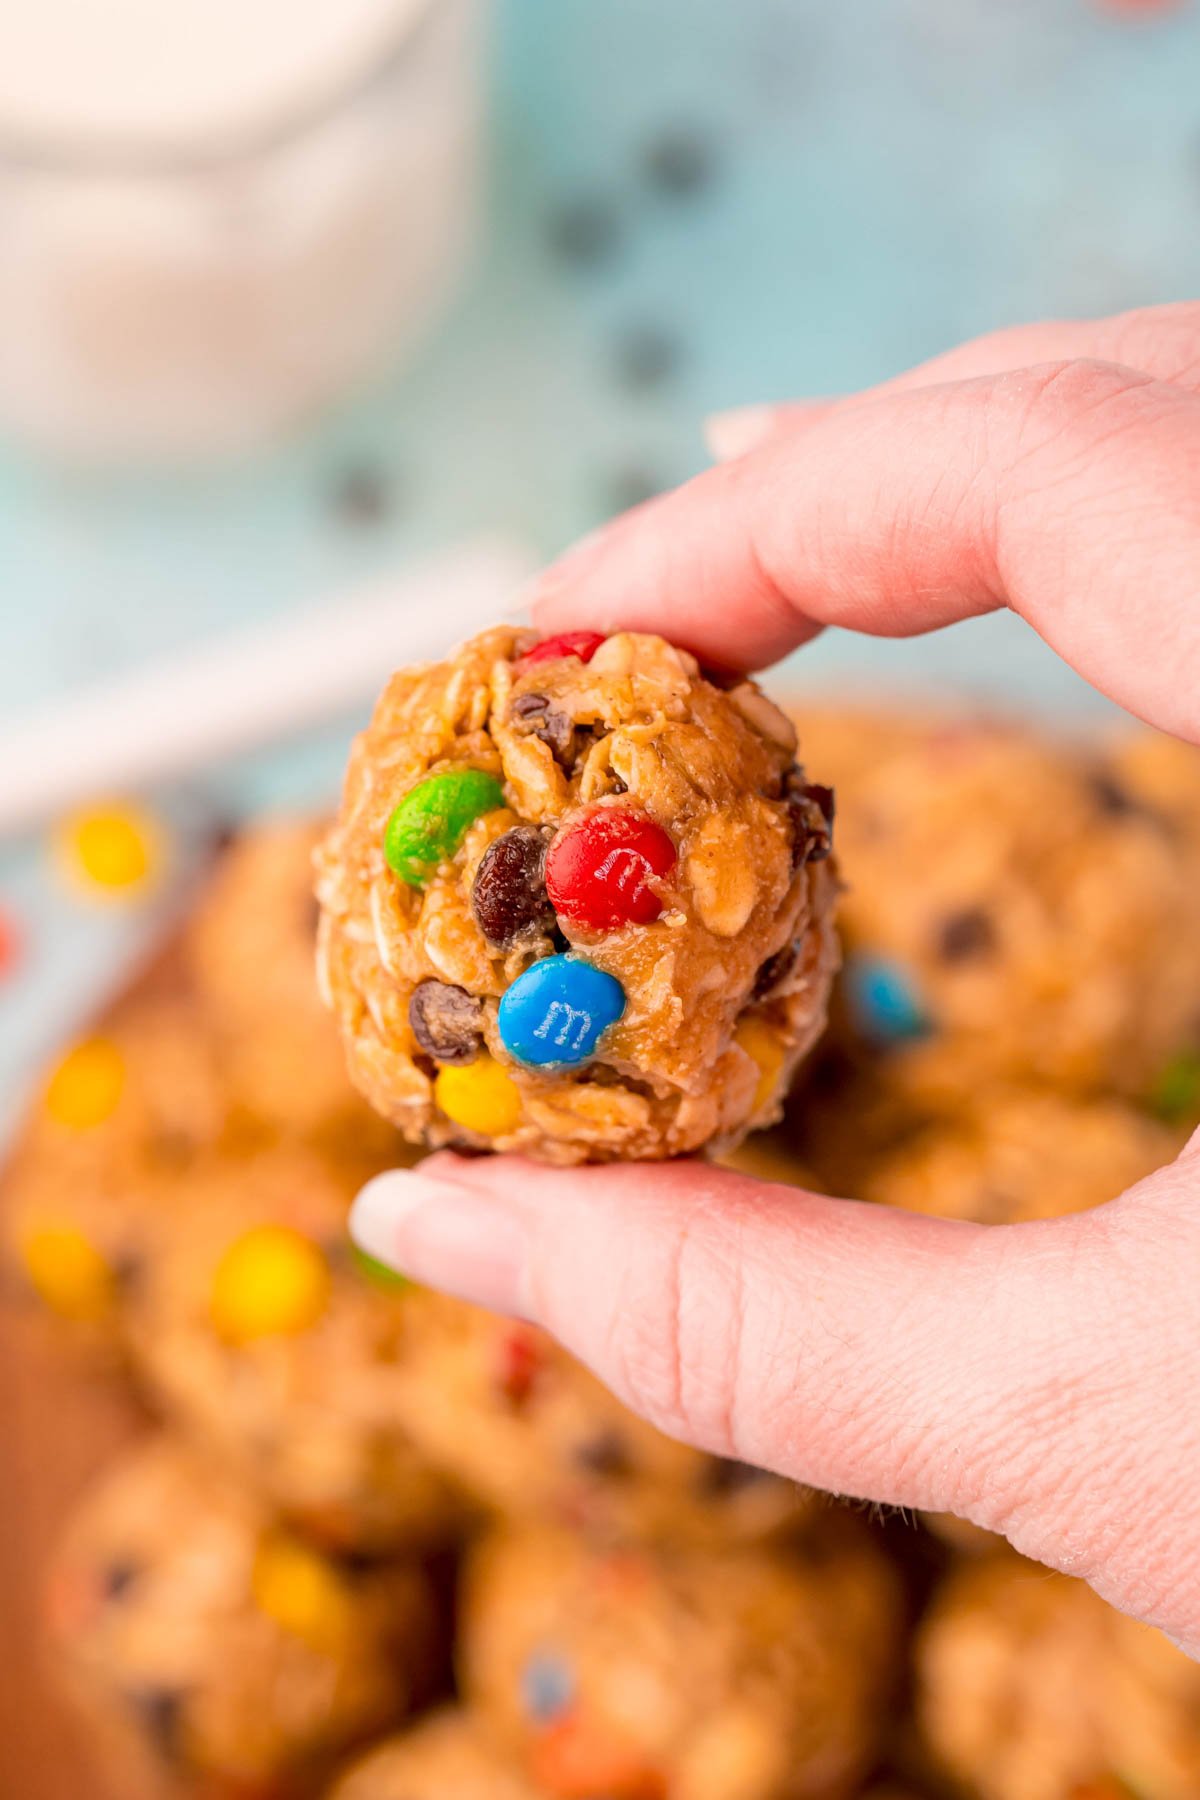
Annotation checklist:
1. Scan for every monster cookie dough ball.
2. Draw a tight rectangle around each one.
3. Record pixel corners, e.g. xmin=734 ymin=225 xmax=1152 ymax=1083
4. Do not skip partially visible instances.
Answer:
xmin=916 ymin=1553 xmax=1200 ymax=1800
xmin=461 ymin=1519 xmax=901 ymax=1800
xmin=317 ymin=627 xmax=838 ymax=1164
xmin=861 ymin=1089 xmax=1181 ymax=1224
xmin=330 ymin=1711 xmax=539 ymax=1800
xmin=127 ymin=1147 xmax=461 ymax=1553
xmin=393 ymin=1292 xmax=811 ymax=1546
xmin=818 ymin=715 xmax=1200 ymax=1102
xmin=47 ymin=1440 xmax=440 ymax=1797
xmin=1109 ymin=725 xmax=1200 ymax=852
xmin=715 ymin=1124 xmax=822 ymax=1188
xmin=3 ymin=968 xmax=229 ymax=1347
xmin=187 ymin=818 xmax=402 ymax=1161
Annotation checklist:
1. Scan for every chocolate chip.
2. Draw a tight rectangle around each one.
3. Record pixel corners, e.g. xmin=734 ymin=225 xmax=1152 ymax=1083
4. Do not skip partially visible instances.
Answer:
xmin=699 ymin=661 xmax=744 ymax=691
xmin=110 ymin=1248 xmax=146 ymax=1291
xmin=612 ymin=322 xmax=681 ymax=391
xmin=1090 ymin=770 xmax=1170 ymax=833
xmin=640 ymin=125 xmax=718 ymax=198
xmin=1090 ymin=771 xmax=1138 ymax=816
xmin=129 ymin=1690 xmax=185 ymax=1764
xmin=700 ymin=1456 xmax=769 ymax=1497
xmin=511 ymin=691 xmax=576 ymax=769
xmin=785 ymin=774 xmax=835 ymax=867
xmin=472 ymin=827 xmax=555 ymax=948
xmin=936 ymin=907 xmax=995 ymax=963
xmin=331 ymin=462 xmax=393 ymax=525
xmin=572 ymin=1428 xmax=632 ymax=1477
xmin=103 ymin=1562 xmax=140 ymax=1601
xmin=752 ymin=941 xmax=799 ymax=1000
xmin=545 ymin=194 xmax=621 ymax=267
xmin=408 ymin=980 xmax=483 ymax=1065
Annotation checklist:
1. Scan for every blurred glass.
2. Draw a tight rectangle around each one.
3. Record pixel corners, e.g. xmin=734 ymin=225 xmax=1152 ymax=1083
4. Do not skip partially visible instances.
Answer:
xmin=0 ymin=0 xmax=486 ymax=464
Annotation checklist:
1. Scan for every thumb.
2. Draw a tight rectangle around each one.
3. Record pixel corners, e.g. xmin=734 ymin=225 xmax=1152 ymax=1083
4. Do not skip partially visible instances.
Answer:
xmin=351 ymin=1149 xmax=1200 ymax=1647
xmin=352 ymin=1154 xmax=1040 ymax=1511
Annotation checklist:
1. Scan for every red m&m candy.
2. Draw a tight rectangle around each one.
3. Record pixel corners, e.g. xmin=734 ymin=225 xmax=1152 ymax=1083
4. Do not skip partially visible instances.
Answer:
xmin=0 ymin=907 xmax=19 ymax=980
xmin=546 ymin=810 xmax=676 ymax=930
xmin=520 ymin=630 xmax=606 ymax=669
xmin=495 ymin=1323 xmax=544 ymax=1406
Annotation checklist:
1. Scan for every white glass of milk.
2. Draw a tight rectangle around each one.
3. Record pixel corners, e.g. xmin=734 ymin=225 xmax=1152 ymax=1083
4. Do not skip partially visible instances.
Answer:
xmin=0 ymin=0 xmax=485 ymax=463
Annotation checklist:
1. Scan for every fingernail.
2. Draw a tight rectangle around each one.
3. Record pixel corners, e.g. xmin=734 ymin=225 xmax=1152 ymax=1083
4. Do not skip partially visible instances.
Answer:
xmin=703 ymin=404 xmax=777 ymax=461
xmin=351 ymin=1169 xmax=532 ymax=1316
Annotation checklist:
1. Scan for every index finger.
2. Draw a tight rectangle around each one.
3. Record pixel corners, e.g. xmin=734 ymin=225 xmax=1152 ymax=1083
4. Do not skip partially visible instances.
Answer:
xmin=532 ymin=359 xmax=1200 ymax=743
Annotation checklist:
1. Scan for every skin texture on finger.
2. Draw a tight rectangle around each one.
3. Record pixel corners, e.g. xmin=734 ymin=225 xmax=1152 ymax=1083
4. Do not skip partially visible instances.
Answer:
xmin=353 ymin=1149 xmax=1200 ymax=1654
xmin=533 ymin=360 xmax=1200 ymax=741
xmin=704 ymin=301 xmax=1200 ymax=457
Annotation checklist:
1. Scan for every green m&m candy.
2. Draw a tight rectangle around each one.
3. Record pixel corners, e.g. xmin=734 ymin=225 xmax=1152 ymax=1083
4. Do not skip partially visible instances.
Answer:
xmin=383 ymin=768 xmax=505 ymax=888
xmin=1150 ymin=1049 xmax=1200 ymax=1124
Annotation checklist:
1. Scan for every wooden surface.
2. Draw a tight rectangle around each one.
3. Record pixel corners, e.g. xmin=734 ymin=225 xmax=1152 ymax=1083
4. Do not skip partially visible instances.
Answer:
xmin=0 ymin=1291 xmax=146 ymax=1800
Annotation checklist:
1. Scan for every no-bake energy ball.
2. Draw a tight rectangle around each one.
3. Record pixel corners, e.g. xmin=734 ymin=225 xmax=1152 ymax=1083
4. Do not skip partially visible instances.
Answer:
xmin=805 ymin=713 xmax=1200 ymax=1103
xmin=126 ymin=1147 xmax=462 ymax=1553
xmin=186 ymin=817 xmax=401 ymax=1161
xmin=917 ymin=1553 xmax=1200 ymax=1800
xmin=3 ymin=962 xmax=229 ymax=1348
xmin=461 ymin=1519 xmax=901 ymax=1800
xmin=330 ymin=1711 xmax=539 ymax=1800
xmin=47 ymin=1440 xmax=440 ymax=1797
xmin=317 ymin=627 xmax=838 ymax=1163
xmin=860 ymin=1089 xmax=1181 ymax=1225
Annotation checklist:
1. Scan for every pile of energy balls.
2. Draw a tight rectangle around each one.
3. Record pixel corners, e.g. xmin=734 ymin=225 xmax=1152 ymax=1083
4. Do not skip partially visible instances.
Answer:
xmin=6 ymin=625 xmax=1200 ymax=1800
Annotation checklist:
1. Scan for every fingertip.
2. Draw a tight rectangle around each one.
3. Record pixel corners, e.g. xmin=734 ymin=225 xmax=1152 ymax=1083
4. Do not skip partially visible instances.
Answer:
xmin=704 ymin=403 xmax=779 ymax=461
xmin=349 ymin=1169 xmax=414 ymax=1269
xmin=351 ymin=1162 xmax=533 ymax=1315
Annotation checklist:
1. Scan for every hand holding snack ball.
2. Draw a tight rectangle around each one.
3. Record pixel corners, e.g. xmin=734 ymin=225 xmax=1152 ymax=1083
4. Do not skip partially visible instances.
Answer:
xmin=317 ymin=627 xmax=838 ymax=1162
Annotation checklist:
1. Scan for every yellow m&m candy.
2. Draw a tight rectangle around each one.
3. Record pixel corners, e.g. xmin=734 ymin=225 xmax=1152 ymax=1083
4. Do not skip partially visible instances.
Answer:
xmin=20 ymin=1225 xmax=114 ymax=1322
xmin=734 ymin=1016 xmax=786 ymax=1116
xmin=44 ymin=1038 xmax=126 ymax=1130
xmin=210 ymin=1226 xmax=330 ymax=1342
xmin=252 ymin=1538 xmax=351 ymax=1650
xmin=56 ymin=803 xmax=163 ymax=898
xmin=435 ymin=1054 xmax=522 ymax=1138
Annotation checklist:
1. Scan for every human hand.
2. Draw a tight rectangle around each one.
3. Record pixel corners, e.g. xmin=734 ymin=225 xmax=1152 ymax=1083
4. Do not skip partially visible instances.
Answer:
xmin=353 ymin=302 xmax=1200 ymax=1653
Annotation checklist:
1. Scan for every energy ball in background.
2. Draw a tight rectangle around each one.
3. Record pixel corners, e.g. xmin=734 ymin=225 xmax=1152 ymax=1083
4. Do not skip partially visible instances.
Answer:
xmin=715 ymin=1123 xmax=824 ymax=1189
xmin=460 ymin=1519 xmax=901 ymax=1800
xmin=859 ymin=1089 xmax=1182 ymax=1224
xmin=329 ymin=1711 xmax=538 ymax=1800
xmin=126 ymin=1146 xmax=462 ymax=1554
xmin=916 ymin=1553 xmax=1200 ymax=1800
xmin=47 ymin=1440 xmax=441 ymax=1799
xmin=317 ymin=627 xmax=838 ymax=1164
xmin=799 ymin=712 xmax=1200 ymax=1105
xmin=2 ymin=957 xmax=230 ymax=1349
xmin=186 ymin=818 xmax=402 ymax=1164
xmin=392 ymin=1292 xmax=812 ymax=1547
xmin=1109 ymin=725 xmax=1200 ymax=855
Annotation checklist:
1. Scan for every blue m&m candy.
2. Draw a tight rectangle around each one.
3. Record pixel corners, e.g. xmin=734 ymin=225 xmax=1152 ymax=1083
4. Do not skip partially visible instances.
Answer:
xmin=498 ymin=954 xmax=625 ymax=1068
xmin=520 ymin=1649 xmax=576 ymax=1721
xmin=845 ymin=954 xmax=930 ymax=1044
